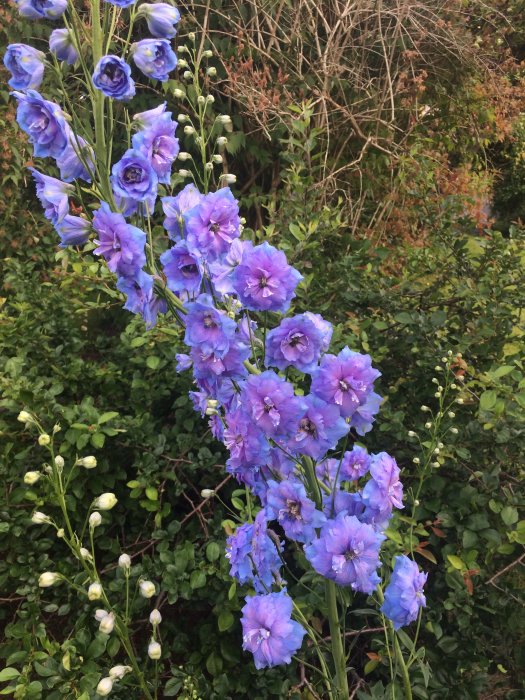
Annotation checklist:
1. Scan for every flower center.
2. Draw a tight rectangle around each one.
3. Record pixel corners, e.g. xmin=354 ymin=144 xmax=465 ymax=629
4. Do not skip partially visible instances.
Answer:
xmin=181 ymin=263 xmax=198 ymax=276
xmin=210 ymin=223 xmax=221 ymax=233
xmin=344 ymin=548 xmax=358 ymax=561
xmin=339 ymin=379 xmax=349 ymax=392
xmin=286 ymin=499 xmax=302 ymax=518
xmin=123 ymin=166 xmax=143 ymax=183
xmin=259 ymin=276 xmax=268 ymax=288
xmin=299 ymin=418 xmax=317 ymax=438
xmin=203 ymin=312 xmax=216 ymax=328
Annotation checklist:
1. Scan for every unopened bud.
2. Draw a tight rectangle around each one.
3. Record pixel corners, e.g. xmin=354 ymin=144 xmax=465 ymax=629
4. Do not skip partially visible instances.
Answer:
xmin=197 ymin=95 xmax=205 ymax=105
xmin=450 ymin=427 xmax=458 ymax=434
xmin=32 ymin=511 xmax=51 ymax=525
xmin=425 ymin=422 xmax=432 ymax=429
xmin=448 ymin=411 xmax=455 ymax=418
xmin=88 ymin=582 xmax=103 ymax=600
xmin=94 ymin=493 xmax=117 ymax=511
xmin=96 ymin=677 xmax=113 ymax=697
xmin=438 ymin=442 xmax=444 ymax=449
xmin=220 ymin=173 xmax=236 ymax=184
xmin=433 ymin=447 xmax=440 ymax=454
xmin=206 ymin=67 xmax=217 ymax=77
xmin=431 ymin=461 xmax=440 ymax=468
xmin=432 ymin=378 xmax=438 ymax=384
xmin=201 ymin=489 xmax=215 ymax=498
xmin=148 ymin=641 xmax=162 ymax=660
xmin=420 ymin=405 xmax=430 ymax=412
xmin=17 ymin=410 xmax=33 ymax=424
xmin=183 ymin=125 xmax=195 ymax=135
xmin=54 ymin=455 xmax=65 ymax=468
xmin=205 ymin=162 xmax=213 ymax=171
xmin=95 ymin=608 xmax=108 ymax=622
xmin=79 ymin=547 xmax=92 ymax=561
xmin=414 ymin=499 xmax=420 ymax=506
xmin=178 ymin=151 xmax=191 ymax=161
xmin=149 ymin=609 xmax=162 ymax=625
xmin=412 ymin=457 xmax=420 ymax=464
xmin=109 ymin=665 xmax=132 ymax=680
xmin=178 ymin=169 xmax=191 ymax=178
xmin=408 ymin=431 xmax=416 ymax=437
xmin=183 ymin=70 xmax=192 ymax=80
xmin=217 ymin=136 xmax=228 ymax=146
xmin=99 ymin=612 xmax=115 ymax=634
xmin=212 ymin=154 xmax=223 ymax=164
xmin=38 ymin=434 xmax=51 ymax=446
xmin=217 ymin=114 xmax=231 ymax=124
xmin=173 ymin=88 xmax=185 ymax=99
xmin=56 ymin=528 xmax=65 ymax=538
xmin=203 ymin=49 xmax=212 ymax=58
xmin=78 ymin=456 xmax=97 ymax=469
xmin=188 ymin=32 xmax=196 ymax=42
xmin=177 ymin=113 xmax=189 ymax=123
xmin=451 ymin=383 xmax=458 ymax=389
xmin=140 ymin=580 xmax=156 ymax=599
xmin=24 ymin=471 xmax=41 ymax=485
xmin=434 ymin=365 xmax=441 ymax=372
xmin=206 ymin=94 xmax=215 ymax=103
xmin=118 ymin=553 xmax=131 ymax=570
xmin=178 ymin=58 xmax=188 ymax=69
xmin=89 ymin=511 xmax=102 ymax=528
xmin=456 ymin=398 xmax=464 ymax=404
xmin=39 ymin=572 xmax=60 ymax=587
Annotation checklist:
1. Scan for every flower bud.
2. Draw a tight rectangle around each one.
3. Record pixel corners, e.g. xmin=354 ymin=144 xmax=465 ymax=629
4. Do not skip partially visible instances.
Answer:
xmin=205 ymin=162 xmax=213 ymax=171
xmin=203 ymin=49 xmax=213 ymax=57
xmin=183 ymin=70 xmax=192 ymax=80
xmin=178 ymin=151 xmax=192 ymax=161
xmin=99 ymin=612 xmax=115 ymax=634
xmin=438 ymin=442 xmax=444 ymax=449
xmin=118 ymin=553 xmax=131 ymax=570
xmin=414 ymin=499 xmax=420 ymax=506
xmin=412 ymin=457 xmax=420 ymax=464
xmin=432 ymin=461 xmax=440 ymax=468
xmin=80 ymin=547 xmax=92 ymax=561
xmin=96 ymin=677 xmax=113 ymax=697
xmin=206 ymin=94 xmax=215 ymax=103
xmin=184 ymin=125 xmax=195 ymax=135
xmin=420 ymin=405 xmax=430 ymax=412
xmin=432 ymin=378 xmax=438 ymax=384
xmin=177 ymin=113 xmax=188 ymax=122
xmin=425 ymin=422 xmax=432 ymax=429
xmin=78 ymin=456 xmax=97 ymax=469
xmin=54 ymin=455 xmax=65 ymax=468
xmin=53 ymin=423 xmax=61 ymax=434
xmin=217 ymin=136 xmax=228 ymax=146
xmin=407 ymin=431 xmax=416 ymax=437
xmin=95 ymin=608 xmax=108 ymax=621
xmin=188 ymin=32 xmax=196 ymax=41
xmin=441 ymin=357 xmax=448 ymax=363
xmin=434 ymin=391 xmax=441 ymax=398
xmin=24 ymin=471 xmax=41 ymax=485
xmin=433 ymin=447 xmax=440 ymax=454
xmin=56 ymin=528 xmax=65 ymax=538
xmin=148 ymin=641 xmax=162 ymax=660
xmin=17 ymin=410 xmax=33 ymax=424
xmin=220 ymin=173 xmax=236 ymax=184
xmin=211 ymin=154 xmax=223 ymax=164
xmin=434 ymin=365 xmax=441 ymax=372
xmin=450 ymin=427 xmax=458 ymax=434
xmin=197 ymin=95 xmax=205 ymax=105
xmin=149 ymin=608 xmax=162 ymax=626
xmin=448 ymin=411 xmax=455 ymax=418
xmin=178 ymin=169 xmax=191 ymax=178
xmin=217 ymin=114 xmax=232 ymax=124
xmin=32 ymin=511 xmax=51 ymax=525
xmin=38 ymin=434 xmax=51 ymax=446
xmin=39 ymin=572 xmax=60 ymax=587
xmin=178 ymin=58 xmax=188 ymax=68
xmin=139 ymin=580 xmax=156 ymax=598
xmin=94 ymin=493 xmax=117 ymax=511
xmin=89 ymin=511 xmax=102 ymax=528
xmin=206 ymin=66 xmax=217 ymax=77
xmin=201 ymin=488 xmax=215 ymax=498
xmin=451 ymin=383 xmax=458 ymax=389
xmin=109 ymin=665 xmax=132 ymax=680
xmin=456 ymin=398 xmax=464 ymax=404
xmin=88 ymin=582 xmax=103 ymax=600
xmin=173 ymin=88 xmax=185 ymax=99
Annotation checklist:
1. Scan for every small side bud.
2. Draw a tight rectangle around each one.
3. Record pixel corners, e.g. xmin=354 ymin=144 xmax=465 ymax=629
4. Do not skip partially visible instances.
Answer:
xmin=206 ymin=66 xmax=217 ymax=77
xmin=89 ymin=511 xmax=102 ymax=528
xmin=183 ymin=70 xmax=192 ymax=80
xmin=18 ymin=410 xmax=33 ymax=424
xmin=56 ymin=528 xmax=65 ymax=538
xmin=96 ymin=677 xmax=113 ymax=697
xmin=99 ymin=612 xmax=115 ymax=634
xmin=95 ymin=608 xmax=108 ymax=622
xmin=38 ymin=434 xmax=51 ymax=446
xmin=88 ymin=582 xmax=103 ymax=600
xmin=118 ymin=553 xmax=131 ymax=570
xmin=109 ymin=665 xmax=132 ymax=680
xmin=149 ymin=608 xmax=162 ymax=626
xmin=78 ymin=456 xmax=97 ymax=469
xmin=39 ymin=572 xmax=60 ymax=587
xmin=94 ymin=493 xmax=117 ymax=511
xmin=173 ymin=88 xmax=185 ymax=99
xmin=139 ymin=580 xmax=156 ymax=599
xmin=79 ymin=547 xmax=92 ymax=561
xmin=54 ymin=455 xmax=65 ymax=468
xmin=450 ymin=427 xmax=459 ymax=434
xmin=32 ymin=511 xmax=51 ymax=525
xmin=148 ymin=641 xmax=162 ymax=660
xmin=24 ymin=471 xmax=41 ymax=485
xmin=201 ymin=489 xmax=215 ymax=498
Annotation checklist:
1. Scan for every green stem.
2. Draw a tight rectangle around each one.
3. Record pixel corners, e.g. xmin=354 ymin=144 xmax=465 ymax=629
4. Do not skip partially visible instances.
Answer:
xmin=376 ymin=587 xmax=413 ymax=700
xmin=91 ymin=0 xmax=109 ymax=195
xmin=325 ymin=581 xmax=349 ymax=699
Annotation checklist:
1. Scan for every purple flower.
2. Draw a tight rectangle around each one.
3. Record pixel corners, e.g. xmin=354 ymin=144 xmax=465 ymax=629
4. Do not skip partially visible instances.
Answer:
xmin=92 ymin=202 xmax=146 ymax=276
xmin=304 ymin=312 xmax=333 ymax=352
xmin=49 ymin=28 xmax=78 ymax=65
xmin=111 ymin=149 xmax=158 ymax=216
xmin=224 ymin=409 xmax=271 ymax=470
xmin=265 ymin=314 xmax=325 ymax=374
xmin=184 ymin=294 xmax=236 ymax=357
xmin=161 ymin=241 xmax=203 ymax=294
xmin=322 ymin=489 xmax=366 ymax=519
xmin=226 ymin=511 xmax=281 ymax=592
xmin=340 ymin=446 xmax=371 ymax=481
xmin=191 ymin=339 xmax=250 ymax=384
xmin=92 ymin=56 xmax=135 ymax=101
xmin=29 ymin=168 xmax=72 ymax=224
xmin=54 ymin=215 xmax=91 ymax=247
xmin=350 ymin=391 xmax=382 ymax=436
xmin=116 ymin=271 xmax=166 ymax=328
xmin=175 ymin=353 xmax=192 ymax=372
xmin=138 ymin=3 xmax=181 ymax=38
xmin=4 ymin=44 xmax=45 ymax=90
xmin=162 ymin=184 xmax=203 ymax=240
xmin=105 ymin=0 xmax=136 ymax=6
xmin=290 ymin=395 xmax=349 ymax=460
xmin=56 ymin=134 xmax=95 ymax=183
xmin=381 ymin=555 xmax=427 ymax=630
xmin=316 ymin=457 xmax=339 ymax=486
xmin=265 ymin=478 xmax=325 ymax=544
xmin=310 ymin=347 xmax=381 ymax=419
xmin=232 ymin=242 xmax=302 ymax=313
xmin=361 ymin=452 xmax=403 ymax=524
xmin=185 ymin=188 xmax=241 ymax=260
xmin=132 ymin=116 xmax=179 ymax=184
xmin=209 ymin=239 xmax=252 ymax=295
xmin=241 ymin=371 xmax=305 ymax=439
xmin=13 ymin=90 xmax=69 ymax=159
xmin=305 ymin=514 xmax=384 ymax=592
xmin=131 ymin=39 xmax=177 ymax=82
xmin=133 ymin=102 xmax=169 ymax=130
xmin=15 ymin=0 xmax=67 ymax=20
xmin=241 ymin=591 xmax=305 ymax=669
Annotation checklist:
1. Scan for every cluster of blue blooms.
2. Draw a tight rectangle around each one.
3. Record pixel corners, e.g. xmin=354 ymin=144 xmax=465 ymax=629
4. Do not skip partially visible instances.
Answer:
xmin=6 ymin=0 xmax=427 ymax=672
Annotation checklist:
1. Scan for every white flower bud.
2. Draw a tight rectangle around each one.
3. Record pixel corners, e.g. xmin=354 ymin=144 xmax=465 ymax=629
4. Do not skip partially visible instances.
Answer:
xmin=448 ymin=350 xmax=453 ymax=356
xmin=412 ymin=457 xmax=420 ymax=464
xmin=38 ymin=434 xmax=51 ymax=446
xmin=24 ymin=471 xmax=41 ymax=485
xmin=139 ymin=580 xmax=156 ymax=599
xmin=183 ymin=125 xmax=195 ymax=135
xmin=183 ymin=70 xmax=192 ymax=80
xmin=118 ymin=553 xmax=131 ymax=570
xmin=438 ymin=442 xmax=444 ymax=449
xmin=177 ymin=113 xmax=189 ymax=122
xmin=178 ymin=58 xmax=189 ymax=69
xmin=148 ymin=641 xmax=162 ymax=660
xmin=52 ymin=424 xmax=61 ymax=434
xmin=178 ymin=45 xmax=189 ymax=53
xmin=451 ymin=383 xmax=458 ymax=389
xmin=431 ymin=461 xmax=440 ymax=468
xmin=441 ymin=357 xmax=448 ymax=363
xmin=95 ymin=609 xmax=108 ymax=622
xmin=203 ymin=49 xmax=213 ymax=58
xmin=432 ymin=378 xmax=438 ymax=384
xmin=109 ymin=665 xmax=132 ymax=680
xmin=425 ymin=422 xmax=432 ymax=429
xmin=96 ymin=677 xmax=113 ymax=697
xmin=18 ymin=410 xmax=33 ymax=424
xmin=205 ymin=162 xmax=213 ymax=171
xmin=178 ymin=151 xmax=192 ymax=161
xmin=173 ymin=88 xmax=185 ymax=99
xmin=217 ymin=114 xmax=232 ymax=124
xmin=434 ymin=366 xmax=442 ymax=372
xmin=39 ymin=572 xmax=60 ymax=587
xmin=434 ymin=392 xmax=441 ymax=398
xmin=448 ymin=411 xmax=456 ymax=418
xmin=206 ymin=94 xmax=215 ymax=103
xmin=420 ymin=405 xmax=430 ymax=412
xmin=188 ymin=32 xmax=196 ymax=41
xmin=407 ymin=431 xmax=416 ymax=437
xmin=220 ymin=173 xmax=236 ymax=184
xmin=206 ymin=67 xmax=217 ymax=77
xmin=456 ymin=398 xmax=464 ymax=404
xmin=201 ymin=489 xmax=215 ymax=498
xmin=54 ymin=455 xmax=65 ymax=468
xmin=433 ymin=447 xmax=440 ymax=454
xmin=178 ymin=169 xmax=191 ymax=178
xmin=56 ymin=528 xmax=65 ymax=538
xmin=94 ymin=493 xmax=117 ymax=511
xmin=149 ymin=609 xmax=162 ymax=626
xmin=32 ymin=511 xmax=51 ymax=525
xmin=450 ymin=427 xmax=459 ymax=434
xmin=99 ymin=612 xmax=115 ymax=634
xmin=88 ymin=582 xmax=103 ymax=600
xmin=197 ymin=95 xmax=206 ymax=105
xmin=78 ymin=456 xmax=97 ymax=469
xmin=216 ymin=136 xmax=228 ymax=146
xmin=89 ymin=511 xmax=102 ymax=528
xmin=212 ymin=154 xmax=223 ymax=164
xmin=80 ymin=547 xmax=92 ymax=561
xmin=414 ymin=499 xmax=420 ymax=506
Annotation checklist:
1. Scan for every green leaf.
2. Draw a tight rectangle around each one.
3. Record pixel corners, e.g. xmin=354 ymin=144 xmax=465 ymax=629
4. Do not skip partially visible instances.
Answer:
xmin=206 ymin=542 xmax=221 ymax=562
xmin=190 ymin=570 xmax=206 ymax=589
xmin=91 ymin=432 xmax=105 ymax=449
xmin=218 ymin=610 xmax=234 ymax=632
xmin=446 ymin=554 xmax=465 ymax=570
xmin=501 ymin=506 xmax=518 ymax=526
xmin=384 ymin=528 xmax=403 ymax=545
xmin=97 ymin=411 xmax=118 ymax=424
xmin=146 ymin=355 xmax=160 ymax=370
xmin=0 ymin=669 xmax=19 ymax=682
xmin=364 ymin=659 xmax=379 ymax=674
xmin=145 ymin=486 xmax=158 ymax=501
xmin=479 ymin=390 xmax=497 ymax=411
xmin=130 ymin=336 xmax=148 ymax=348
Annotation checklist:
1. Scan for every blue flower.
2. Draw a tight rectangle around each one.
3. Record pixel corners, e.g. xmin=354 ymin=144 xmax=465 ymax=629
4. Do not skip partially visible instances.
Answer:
xmin=241 ymin=591 xmax=305 ymax=669
xmin=190 ymin=339 xmax=250 ymax=384
xmin=160 ymin=241 xmax=203 ymax=293
xmin=209 ymin=239 xmax=252 ymax=296
xmin=56 ymin=134 xmax=95 ymax=183
xmin=185 ymin=188 xmax=241 ymax=260
xmin=381 ymin=555 xmax=427 ymax=630
xmin=104 ymin=0 xmax=136 ymax=6
xmin=223 ymin=408 xmax=271 ymax=470
xmin=265 ymin=478 xmax=325 ymax=544
xmin=116 ymin=271 xmax=166 ymax=328
xmin=15 ymin=0 xmax=67 ymax=20
xmin=361 ymin=452 xmax=403 ymax=527
xmin=29 ymin=168 xmax=72 ymax=224
xmin=132 ymin=115 xmax=179 ymax=184
xmin=92 ymin=202 xmax=146 ymax=276
xmin=265 ymin=314 xmax=326 ymax=374
xmin=111 ymin=149 xmax=158 ymax=216
xmin=289 ymin=394 xmax=349 ymax=460
xmin=4 ymin=44 xmax=45 ymax=90
xmin=54 ymin=215 xmax=91 ymax=247
xmin=49 ymin=28 xmax=78 ymax=65
xmin=241 ymin=370 xmax=305 ymax=439
xmin=232 ymin=242 xmax=302 ymax=313
xmin=350 ymin=390 xmax=382 ymax=435
xmin=184 ymin=294 xmax=237 ymax=357
xmin=13 ymin=90 xmax=69 ymax=159
xmin=340 ymin=446 xmax=371 ymax=482
xmin=133 ymin=102 xmax=169 ymax=129
xmin=131 ymin=39 xmax=177 ymax=82
xmin=92 ymin=56 xmax=135 ymax=101
xmin=162 ymin=184 xmax=203 ymax=240
xmin=305 ymin=514 xmax=384 ymax=592
xmin=322 ymin=489 xmax=366 ymax=519
xmin=137 ymin=3 xmax=181 ymax=38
